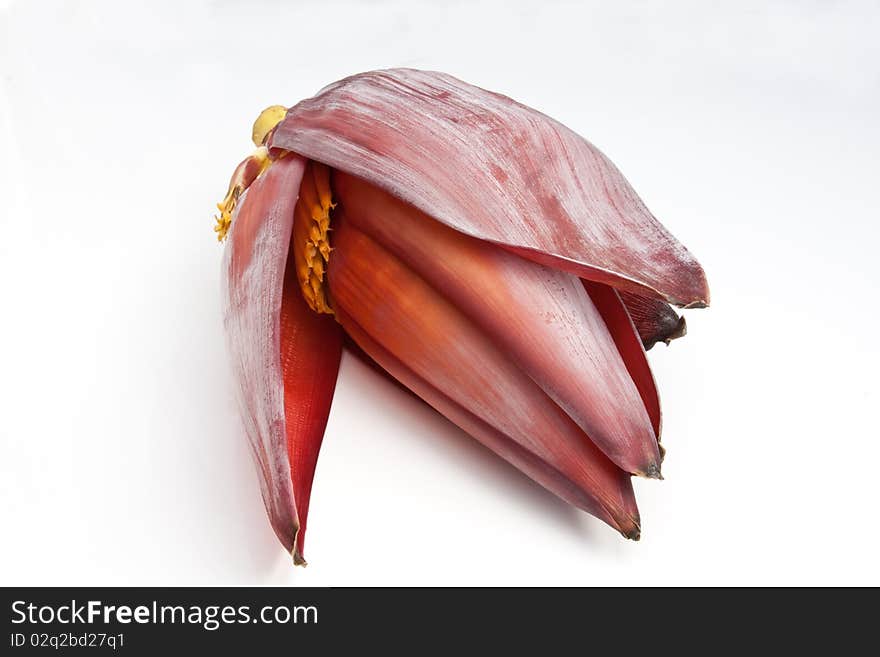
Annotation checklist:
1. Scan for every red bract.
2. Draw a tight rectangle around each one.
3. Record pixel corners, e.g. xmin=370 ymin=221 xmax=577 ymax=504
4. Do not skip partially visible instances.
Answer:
xmin=216 ymin=69 xmax=709 ymax=564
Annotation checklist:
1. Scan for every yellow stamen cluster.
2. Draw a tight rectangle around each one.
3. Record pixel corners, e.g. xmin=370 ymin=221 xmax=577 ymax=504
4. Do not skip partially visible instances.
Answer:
xmin=213 ymin=105 xmax=288 ymax=242
xmin=214 ymin=187 xmax=239 ymax=242
xmin=214 ymin=147 xmax=272 ymax=242
xmin=212 ymin=105 xmax=335 ymax=314
xmin=294 ymin=162 xmax=335 ymax=314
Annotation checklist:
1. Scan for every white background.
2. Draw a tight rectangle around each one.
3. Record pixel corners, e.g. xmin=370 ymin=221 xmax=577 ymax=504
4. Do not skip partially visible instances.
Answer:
xmin=1 ymin=0 xmax=878 ymax=585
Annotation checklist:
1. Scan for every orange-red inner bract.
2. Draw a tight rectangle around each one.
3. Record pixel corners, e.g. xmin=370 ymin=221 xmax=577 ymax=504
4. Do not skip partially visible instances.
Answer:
xmin=279 ymin=160 xmax=343 ymax=563
xmin=280 ymin=160 xmax=661 ymax=541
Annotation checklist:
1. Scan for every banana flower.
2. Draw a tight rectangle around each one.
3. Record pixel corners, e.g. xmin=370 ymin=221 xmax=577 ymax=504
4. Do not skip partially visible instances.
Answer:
xmin=215 ymin=69 xmax=709 ymax=564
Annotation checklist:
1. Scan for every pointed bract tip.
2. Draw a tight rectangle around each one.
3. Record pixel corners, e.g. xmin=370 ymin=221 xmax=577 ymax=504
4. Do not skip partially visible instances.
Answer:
xmin=664 ymin=316 xmax=687 ymax=345
xmin=292 ymin=549 xmax=308 ymax=567
xmin=639 ymin=462 xmax=664 ymax=480
xmin=620 ymin=518 xmax=641 ymax=541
